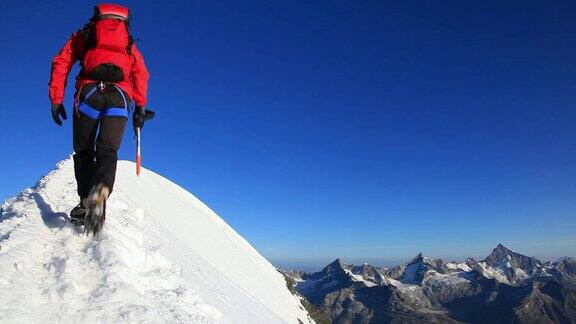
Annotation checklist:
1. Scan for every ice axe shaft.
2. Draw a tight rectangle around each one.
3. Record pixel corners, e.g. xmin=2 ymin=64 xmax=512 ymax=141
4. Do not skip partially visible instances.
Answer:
xmin=136 ymin=127 xmax=142 ymax=176
xmin=134 ymin=108 xmax=155 ymax=176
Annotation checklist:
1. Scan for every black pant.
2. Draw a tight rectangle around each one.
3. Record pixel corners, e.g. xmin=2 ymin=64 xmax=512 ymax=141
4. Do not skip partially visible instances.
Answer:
xmin=73 ymin=83 xmax=129 ymax=199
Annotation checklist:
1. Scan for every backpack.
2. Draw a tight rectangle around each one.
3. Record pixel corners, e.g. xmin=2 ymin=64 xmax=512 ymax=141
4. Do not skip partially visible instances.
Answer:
xmin=79 ymin=4 xmax=135 ymax=83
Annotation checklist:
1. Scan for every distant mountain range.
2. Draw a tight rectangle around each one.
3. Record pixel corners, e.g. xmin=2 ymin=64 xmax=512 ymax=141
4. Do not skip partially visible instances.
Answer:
xmin=282 ymin=244 xmax=576 ymax=323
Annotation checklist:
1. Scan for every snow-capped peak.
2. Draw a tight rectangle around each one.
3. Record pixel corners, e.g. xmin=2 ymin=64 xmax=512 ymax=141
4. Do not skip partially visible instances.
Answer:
xmin=330 ymin=258 xmax=347 ymax=267
xmin=472 ymin=244 xmax=546 ymax=285
xmin=408 ymin=252 xmax=426 ymax=265
xmin=483 ymin=243 xmax=542 ymax=269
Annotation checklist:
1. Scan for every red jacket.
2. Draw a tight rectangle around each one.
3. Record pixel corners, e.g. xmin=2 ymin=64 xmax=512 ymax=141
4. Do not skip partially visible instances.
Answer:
xmin=49 ymin=31 xmax=149 ymax=107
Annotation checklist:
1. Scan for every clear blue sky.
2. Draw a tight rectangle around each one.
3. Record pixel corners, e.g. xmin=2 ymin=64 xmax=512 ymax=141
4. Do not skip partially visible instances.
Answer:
xmin=1 ymin=0 xmax=575 ymax=270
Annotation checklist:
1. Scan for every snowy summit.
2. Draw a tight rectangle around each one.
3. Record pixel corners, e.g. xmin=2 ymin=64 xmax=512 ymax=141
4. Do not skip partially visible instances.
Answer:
xmin=0 ymin=158 xmax=312 ymax=323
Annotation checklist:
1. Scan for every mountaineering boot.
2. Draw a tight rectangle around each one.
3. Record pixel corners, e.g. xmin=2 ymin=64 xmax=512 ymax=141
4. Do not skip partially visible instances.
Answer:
xmin=84 ymin=183 xmax=109 ymax=237
xmin=70 ymin=198 xmax=88 ymax=226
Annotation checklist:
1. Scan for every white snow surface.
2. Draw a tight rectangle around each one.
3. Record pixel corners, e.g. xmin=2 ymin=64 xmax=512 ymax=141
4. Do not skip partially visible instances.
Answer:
xmin=386 ymin=278 xmax=420 ymax=292
xmin=425 ymin=271 xmax=470 ymax=286
xmin=344 ymin=269 xmax=377 ymax=287
xmin=0 ymin=158 xmax=312 ymax=323
xmin=477 ymin=261 xmax=510 ymax=284
xmin=446 ymin=262 xmax=472 ymax=272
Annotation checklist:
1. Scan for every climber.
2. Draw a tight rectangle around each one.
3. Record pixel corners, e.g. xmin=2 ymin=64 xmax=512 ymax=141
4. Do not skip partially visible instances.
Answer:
xmin=48 ymin=4 xmax=154 ymax=235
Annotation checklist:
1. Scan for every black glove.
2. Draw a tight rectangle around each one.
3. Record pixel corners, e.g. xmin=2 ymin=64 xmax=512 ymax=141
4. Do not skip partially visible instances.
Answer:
xmin=51 ymin=103 xmax=67 ymax=126
xmin=133 ymin=106 xmax=155 ymax=132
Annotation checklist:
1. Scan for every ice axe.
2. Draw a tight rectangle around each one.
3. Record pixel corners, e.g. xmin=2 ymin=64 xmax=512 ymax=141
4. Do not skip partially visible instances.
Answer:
xmin=134 ymin=109 xmax=155 ymax=176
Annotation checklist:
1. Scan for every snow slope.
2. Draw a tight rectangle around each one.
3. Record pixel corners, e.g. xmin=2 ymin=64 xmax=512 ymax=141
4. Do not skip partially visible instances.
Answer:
xmin=0 ymin=158 xmax=312 ymax=323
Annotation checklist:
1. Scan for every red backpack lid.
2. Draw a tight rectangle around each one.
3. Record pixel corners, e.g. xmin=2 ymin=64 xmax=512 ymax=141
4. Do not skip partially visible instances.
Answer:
xmin=93 ymin=4 xmax=130 ymax=21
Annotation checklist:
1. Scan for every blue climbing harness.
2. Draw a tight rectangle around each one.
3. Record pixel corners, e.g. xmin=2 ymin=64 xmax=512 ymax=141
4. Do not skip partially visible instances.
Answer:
xmin=78 ymin=83 xmax=131 ymax=119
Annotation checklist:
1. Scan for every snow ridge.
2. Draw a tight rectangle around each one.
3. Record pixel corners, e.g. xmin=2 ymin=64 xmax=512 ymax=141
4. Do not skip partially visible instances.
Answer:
xmin=0 ymin=158 xmax=311 ymax=323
